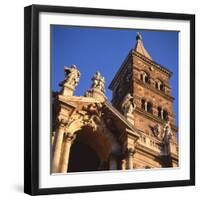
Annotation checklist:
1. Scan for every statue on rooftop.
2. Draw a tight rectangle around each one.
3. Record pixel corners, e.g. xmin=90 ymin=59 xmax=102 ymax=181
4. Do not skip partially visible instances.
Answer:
xmin=91 ymin=72 xmax=105 ymax=93
xmin=60 ymin=64 xmax=81 ymax=89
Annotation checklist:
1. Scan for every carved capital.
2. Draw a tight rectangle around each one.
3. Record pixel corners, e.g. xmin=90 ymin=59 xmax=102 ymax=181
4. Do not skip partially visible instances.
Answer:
xmin=126 ymin=147 xmax=135 ymax=157
xmin=57 ymin=117 xmax=68 ymax=128
xmin=64 ymin=132 xmax=76 ymax=143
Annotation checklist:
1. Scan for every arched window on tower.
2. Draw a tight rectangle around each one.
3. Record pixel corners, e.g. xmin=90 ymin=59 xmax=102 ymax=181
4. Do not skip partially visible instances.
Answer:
xmin=158 ymin=106 xmax=162 ymax=118
xmin=140 ymin=71 xmax=149 ymax=84
xmin=144 ymin=74 xmax=149 ymax=83
xmin=140 ymin=74 xmax=143 ymax=81
xmin=155 ymin=82 xmax=159 ymax=89
xmin=163 ymin=110 xmax=168 ymax=121
xmin=160 ymin=82 xmax=164 ymax=91
xmin=147 ymin=102 xmax=153 ymax=113
xmin=155 ymin=80 xmax=164 ymax=92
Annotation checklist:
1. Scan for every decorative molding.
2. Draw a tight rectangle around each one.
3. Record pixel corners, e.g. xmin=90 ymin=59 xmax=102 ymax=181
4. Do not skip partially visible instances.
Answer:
xmin=132 ymin=50 xmax=173 ymax=77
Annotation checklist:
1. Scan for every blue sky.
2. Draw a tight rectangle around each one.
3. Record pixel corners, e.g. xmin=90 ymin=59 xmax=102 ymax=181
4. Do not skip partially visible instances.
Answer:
xmin=51 ymin=25 xmax=178 ymax=125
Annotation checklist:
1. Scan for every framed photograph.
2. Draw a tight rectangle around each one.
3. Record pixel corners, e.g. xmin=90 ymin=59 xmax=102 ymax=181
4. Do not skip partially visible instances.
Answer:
xmin=24 ymin=4 xmax=195 ymax=195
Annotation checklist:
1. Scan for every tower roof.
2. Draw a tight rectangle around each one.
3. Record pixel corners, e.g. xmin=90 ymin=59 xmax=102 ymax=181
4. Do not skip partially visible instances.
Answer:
xmin=134 ymin=32 xmax=152 ymax=60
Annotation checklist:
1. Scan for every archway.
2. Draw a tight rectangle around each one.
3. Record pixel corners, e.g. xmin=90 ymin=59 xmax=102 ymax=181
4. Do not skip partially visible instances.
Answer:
xmin=67 ymin=126 xmax=112 ymax=173
xmin=68 ymin=134 xmax=101 ymax=172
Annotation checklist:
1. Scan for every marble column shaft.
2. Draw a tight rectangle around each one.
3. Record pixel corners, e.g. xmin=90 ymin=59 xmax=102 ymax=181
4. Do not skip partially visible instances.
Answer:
xmin=127 ymin=148 xmax=135 ymax=169
xmin=59 ymin=133 xmax=76 ymax=173
xmin=52 ymin=123 xmax=65 ymax=173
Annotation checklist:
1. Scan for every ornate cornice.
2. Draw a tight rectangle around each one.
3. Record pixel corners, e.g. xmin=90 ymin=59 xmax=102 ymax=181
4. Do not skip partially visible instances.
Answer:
xmin=132 ymin=50 xmax=173 ymax=77
xmin=109 ymin=47 xmax=173 ymax=92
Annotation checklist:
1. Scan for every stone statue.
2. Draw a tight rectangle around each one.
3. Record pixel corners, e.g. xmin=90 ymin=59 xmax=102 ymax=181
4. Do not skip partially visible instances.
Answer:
xmin=152 ymin=124 xmax=162 ymax=139
xmin=91 ymin=72 xmax=105 ymax=93
xmin=121 ymin=93 xmax=136 ymax=115
xmin=163 ymin=121 xmax=173 ymax=143
xmin=62 ymin=64 xmax=81 ymax=88
xmin=99 ymin=76 xmax=105 ymax=93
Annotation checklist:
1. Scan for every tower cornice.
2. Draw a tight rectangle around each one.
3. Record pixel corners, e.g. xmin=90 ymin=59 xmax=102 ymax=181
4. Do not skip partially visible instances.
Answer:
xmin=132 ymin=50 xmax=173 ymax=77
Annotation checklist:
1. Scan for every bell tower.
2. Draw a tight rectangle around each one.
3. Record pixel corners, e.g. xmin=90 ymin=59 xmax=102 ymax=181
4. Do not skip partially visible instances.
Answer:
xmin=109 ymin=33 xmax=178 ymax=166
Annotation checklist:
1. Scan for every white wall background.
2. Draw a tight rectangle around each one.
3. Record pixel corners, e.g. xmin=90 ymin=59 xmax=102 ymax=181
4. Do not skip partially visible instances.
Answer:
xmin=0 ymin=0 xmax=199 ymax=199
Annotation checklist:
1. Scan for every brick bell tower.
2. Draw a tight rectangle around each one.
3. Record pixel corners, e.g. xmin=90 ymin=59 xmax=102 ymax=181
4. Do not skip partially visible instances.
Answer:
xmin=109 ymin=32 xmax=178 ymax=167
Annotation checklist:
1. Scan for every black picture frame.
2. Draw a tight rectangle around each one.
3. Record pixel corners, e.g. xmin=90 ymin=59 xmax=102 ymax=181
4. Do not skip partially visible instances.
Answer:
xmin=24 ymin=4 xmax=195 ymax=196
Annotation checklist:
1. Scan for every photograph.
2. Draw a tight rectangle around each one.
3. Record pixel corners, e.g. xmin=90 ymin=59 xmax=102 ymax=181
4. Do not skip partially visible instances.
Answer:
xmin=51 ymin=26 xmax=179 ymax=173
xmin=24 ymin=5 xmax=195 ymax=195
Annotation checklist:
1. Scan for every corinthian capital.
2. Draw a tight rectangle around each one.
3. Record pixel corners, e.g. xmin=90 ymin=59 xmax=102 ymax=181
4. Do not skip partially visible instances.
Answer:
xmin=127 ymin=147 xmax=135 ymax=157
xmin=64 ymin=132 xmax=76 ymax=143
xmin=57 ymin=117 xmax=68 ymax=126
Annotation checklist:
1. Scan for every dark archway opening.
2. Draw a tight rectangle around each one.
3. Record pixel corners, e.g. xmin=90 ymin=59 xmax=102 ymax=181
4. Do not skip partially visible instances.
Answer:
xmin=68 ymin=137 xmax=101 ymax=173
xmin=163 ymin=110 xmax=168 ymax=121
xmin=147 ymin=102 xmax=153 ymax=113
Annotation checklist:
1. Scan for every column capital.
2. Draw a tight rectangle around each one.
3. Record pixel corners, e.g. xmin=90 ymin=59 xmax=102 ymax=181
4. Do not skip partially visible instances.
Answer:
xmin=125 ymin=147 xmax=135 ymax=169
xmin=64 ymin=132 xmax=76 ymax=143
xmin=126 ymin=147 xmax=135 ymax=157
xmin=59 ymin=117 xmax=68 ymax=124
xmin=56 ymin=117 xmax=68 ymax=128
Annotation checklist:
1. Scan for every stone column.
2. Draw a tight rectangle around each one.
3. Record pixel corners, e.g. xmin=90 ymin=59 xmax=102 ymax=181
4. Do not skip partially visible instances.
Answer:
xmin=59 ymin=132 xmax=76 ymax=173
xmin=52 ymin=122 xmax=65 ymax=173
xmin=158 ymin=82 xmax=161 ymax=90
xmin=144 ymin=101 xmax=148 ymax=112
xmin=127 ymin=148 xmax=135 ymax=169
xmin=161 ymin=109 xmax=164 ymax=119
xmin=143 ymin=74 xmax=146 ymax=83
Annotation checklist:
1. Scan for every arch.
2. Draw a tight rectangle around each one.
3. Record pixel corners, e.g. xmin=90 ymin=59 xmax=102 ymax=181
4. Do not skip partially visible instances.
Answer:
xmin=140 ymin=71 xmax=150 ymax=84
xmin=64 ymin=115 xmax=121 ymax=173
xmin=160 ymin=83 xmax=164 ymax=91
xmin=68 ymin=135 xmax=101 ymax=172
xmin=155 ymin=82 xmax=159 ymax=89
xmin=147 ymin=102 xmax=153 ymax=113
xmin=157 ymin=106 xmax=162 ymax=118
xmin=155 ymin=79 xmax=164 ymax=91
xmin=163 ymin=109 xmax=169 ymax=121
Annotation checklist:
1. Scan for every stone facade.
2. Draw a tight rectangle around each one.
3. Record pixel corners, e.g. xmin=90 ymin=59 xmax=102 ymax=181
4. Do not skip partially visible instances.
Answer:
xmin=51 ymin=33 xmax=178 ymax=173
